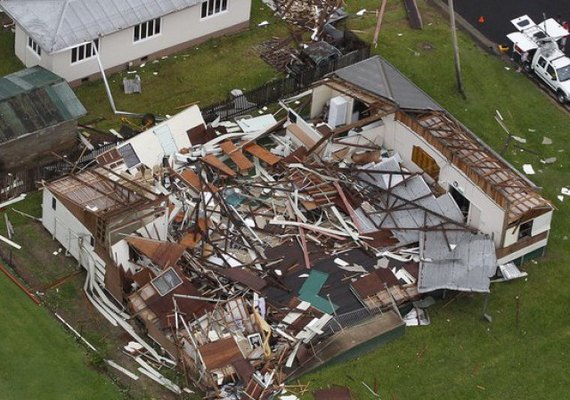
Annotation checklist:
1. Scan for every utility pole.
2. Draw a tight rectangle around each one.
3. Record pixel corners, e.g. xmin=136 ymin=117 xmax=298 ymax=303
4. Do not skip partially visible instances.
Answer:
xmin=448 ymin=0 xmax=466 ymax=99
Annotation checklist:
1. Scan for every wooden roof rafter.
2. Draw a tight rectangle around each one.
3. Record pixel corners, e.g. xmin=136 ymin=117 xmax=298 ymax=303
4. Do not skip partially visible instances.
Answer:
xmin=396 ymin=110 xmax=552 ymax=223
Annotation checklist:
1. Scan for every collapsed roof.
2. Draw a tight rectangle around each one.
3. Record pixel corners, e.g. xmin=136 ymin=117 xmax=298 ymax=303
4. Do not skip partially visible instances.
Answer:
xmin=42 ymin=54 xmax=552 ymax=398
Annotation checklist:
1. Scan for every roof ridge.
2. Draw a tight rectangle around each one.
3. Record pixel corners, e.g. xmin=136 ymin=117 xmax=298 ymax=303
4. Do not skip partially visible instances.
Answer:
xmin=51 ymin=0 xmax=72 ymax=52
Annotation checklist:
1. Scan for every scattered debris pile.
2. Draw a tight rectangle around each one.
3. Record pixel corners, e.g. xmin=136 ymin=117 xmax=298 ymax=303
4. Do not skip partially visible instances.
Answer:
xmin=258 ymin=1 xmax=367 ymax=75
xmin=272 ymin=0 xmax=346 ymax=42
xmin=41 ymin=56 xmax=552 ymax=399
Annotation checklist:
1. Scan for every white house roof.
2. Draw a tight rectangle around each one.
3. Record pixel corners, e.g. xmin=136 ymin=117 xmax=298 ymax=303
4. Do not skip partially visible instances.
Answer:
xmin=1 ymin=0 xmax=199 ymax=53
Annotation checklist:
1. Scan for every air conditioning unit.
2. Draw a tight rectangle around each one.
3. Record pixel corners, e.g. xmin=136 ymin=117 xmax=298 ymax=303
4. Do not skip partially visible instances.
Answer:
xmin=328 ymin=96 xmax=348 ymax=128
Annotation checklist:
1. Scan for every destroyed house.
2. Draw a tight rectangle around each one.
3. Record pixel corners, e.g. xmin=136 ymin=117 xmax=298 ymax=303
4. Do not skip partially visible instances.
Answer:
xmin=283 ymin=55 xmax=553 ymax=267
xmin=1 ymin=0 xmax=252 ymax=85
xmin=39 ymin=56 xmax=552 ymax=398
xmin=0 ymin=66 xmax=86 ymax=171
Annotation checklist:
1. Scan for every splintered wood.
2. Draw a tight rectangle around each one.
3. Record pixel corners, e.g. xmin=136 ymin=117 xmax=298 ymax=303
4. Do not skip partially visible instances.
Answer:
xmin=273 ymin=0 xmax=344 ymax=40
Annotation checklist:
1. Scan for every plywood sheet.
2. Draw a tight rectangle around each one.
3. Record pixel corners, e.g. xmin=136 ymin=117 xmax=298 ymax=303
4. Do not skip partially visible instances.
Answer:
xmin=199 ymin=337 xmax=244 ymax=371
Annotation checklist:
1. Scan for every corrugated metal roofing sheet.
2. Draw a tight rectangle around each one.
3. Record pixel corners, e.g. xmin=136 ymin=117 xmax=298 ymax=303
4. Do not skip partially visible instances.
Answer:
xmin=418 ymin=231 xmax=497 ymax=293
xmin=0 ymin=66 xmax=86 ymax=143
xmin=335 ymin=55 xmax=443 ymax=111
xmin=357 ymin=156 xmax=464 ymax=246
xmin=1 ymin=0 xmax=200 ymax=53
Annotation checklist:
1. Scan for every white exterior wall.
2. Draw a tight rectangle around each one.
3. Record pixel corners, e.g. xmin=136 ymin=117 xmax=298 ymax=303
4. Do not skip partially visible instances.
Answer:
xmin=43 ymin=187 xmax=170 ymax=279
xmin=310 ymin=85 xmax=355 ymax=123
xmin=15 ymin=24 xmax=54 ymax=71
xmin=497 ymin=236 xmax=549 ymax=265
xmin=382 ymin=117 xmax=506 ymax=247
xmin=118 ymin=105 xmax=203 ymax=169
xmin=42 ymin=188 xmax=106 ymax=281
xmin=39 ymin=0 xmax=251 ymax=82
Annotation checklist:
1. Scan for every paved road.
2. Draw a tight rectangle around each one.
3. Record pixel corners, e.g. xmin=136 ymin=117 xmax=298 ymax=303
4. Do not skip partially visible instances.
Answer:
xmin=454 ymin=0 xmax=570 ymax=46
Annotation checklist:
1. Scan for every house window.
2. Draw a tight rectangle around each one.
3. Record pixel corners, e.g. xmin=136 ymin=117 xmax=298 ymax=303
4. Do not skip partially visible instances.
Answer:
xmin=201 ymin=0 xmax=228 ymax=18
xmin=27 ymin=37 xmax=41 ymax=57
xmin=71 ymin=39 xmax=99 ymax=64
xmin=518 ymin=220 xmax=533 ymax=241
xmin=51 ymin=197 xmax=57 ymax=210
xmin=134 ymin=18 xmax=161 ymax=42
xmin=411 ymin=145 xmax=440 ymax=180
xmin=151 ymin=268 xmax=183 ymax=296
xmin=90 ymin=236 xmax=95 ymax=247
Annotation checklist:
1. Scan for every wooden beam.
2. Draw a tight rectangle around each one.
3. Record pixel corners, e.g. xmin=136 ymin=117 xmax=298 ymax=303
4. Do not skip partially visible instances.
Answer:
xmin=243 ymin=143 xmax=281 ymax=166
xmin=201 ymin=154 xmax=236 ymax=177
xmin=219 ymin=140 xmax=254 ymax=173
xmin=372 ymin=0 xmax=388 ymax=48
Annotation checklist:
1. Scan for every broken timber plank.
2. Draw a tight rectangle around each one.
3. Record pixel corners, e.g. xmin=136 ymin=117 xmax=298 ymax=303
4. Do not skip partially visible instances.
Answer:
xmin=201 ymin=154 xmax=236 ymax=177
xmin=403 ymin=0 xmax=423 ymax=29
xmin=220 ymin=140 xmax=254 ymax=173
xmin=244 ymin=143 xmax=281 ymax=166
xmin=178 ymin=168 xmax=219 ymax=192
xmin=373 ymin=0 xmax=388 ymax=48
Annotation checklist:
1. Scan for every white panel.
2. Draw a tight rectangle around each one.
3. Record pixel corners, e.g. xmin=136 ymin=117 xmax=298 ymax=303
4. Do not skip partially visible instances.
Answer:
xmin=328 ymin=96 xmax=348 ymax=128
xmin=154 ymin=125 xmax=178 ymax=155
xmin=511 ymin=15 xmax=536 ymax=31
xmin=531 ymin=211 xmax=553 ymax=236
xmin=468 ymin=204 xmax=481 ymax=230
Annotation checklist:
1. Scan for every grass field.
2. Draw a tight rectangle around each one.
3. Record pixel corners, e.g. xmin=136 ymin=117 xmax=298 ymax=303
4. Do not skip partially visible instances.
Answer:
xmin=0 ymin=270 xmax=120 ymax=400
xmin=0 ymin=30 xmax=23 ymax=76
xmin=1 ymin=0 xmax=569 ymax=399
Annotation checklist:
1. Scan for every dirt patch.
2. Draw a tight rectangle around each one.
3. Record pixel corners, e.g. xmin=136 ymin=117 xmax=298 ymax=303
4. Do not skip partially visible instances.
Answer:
xmin=420 ymin=41 xmax=435 ymax=51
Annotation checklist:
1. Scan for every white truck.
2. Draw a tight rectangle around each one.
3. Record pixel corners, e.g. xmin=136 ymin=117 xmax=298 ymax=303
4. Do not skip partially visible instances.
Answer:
xmin=507 ymin=15 xmax=570 ymax=103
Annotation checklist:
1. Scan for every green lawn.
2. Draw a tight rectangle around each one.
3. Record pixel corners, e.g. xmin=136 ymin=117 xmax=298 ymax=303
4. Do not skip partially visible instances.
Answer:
xmin=1 ymin=0 xmax=569 ymax=399
xmin=74 ymin=2 xmax=287 ymax=131
xmin=0 ymin=270 xmax=120 ymax=400
xmin=303 ymin=1 xmax=570 ymax=399
xmin=0 ymin=30 xmax=23 ymax=76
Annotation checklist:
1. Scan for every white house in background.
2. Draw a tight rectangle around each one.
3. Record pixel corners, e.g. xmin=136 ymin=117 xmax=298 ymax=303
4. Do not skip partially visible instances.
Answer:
xmin=1 ymin=0 xmax=251 ymax=85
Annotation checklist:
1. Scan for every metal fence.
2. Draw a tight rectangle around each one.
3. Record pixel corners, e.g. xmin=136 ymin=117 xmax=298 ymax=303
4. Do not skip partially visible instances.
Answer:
xmin=201 ymin=45 xmax=371 ymax=122
xmin=0 ymin=142 xmax=117 ymax=202
xmin=0 ymin=44 xmax=371 ymax=201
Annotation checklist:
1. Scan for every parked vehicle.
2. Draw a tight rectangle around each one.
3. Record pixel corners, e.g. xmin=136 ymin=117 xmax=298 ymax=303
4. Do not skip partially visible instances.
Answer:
xmin=507 ymin=15 xmax=570 ymax=103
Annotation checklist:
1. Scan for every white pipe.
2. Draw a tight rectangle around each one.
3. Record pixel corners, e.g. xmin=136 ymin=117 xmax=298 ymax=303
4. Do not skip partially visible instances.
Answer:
xmin=0 ymin=193 xmax=26 ymax=209
xmin=0 ymin=234 xmax=21 ymax=250
xmin=92 ymin=42 xmax=141 ymax=117
xmin=105 ymin=360 xmax=139 ymax=380
xmin=92 ymin=43 xmax=117 ymax=114
xmin=55 ymin=312 xmax=98 ymax=352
